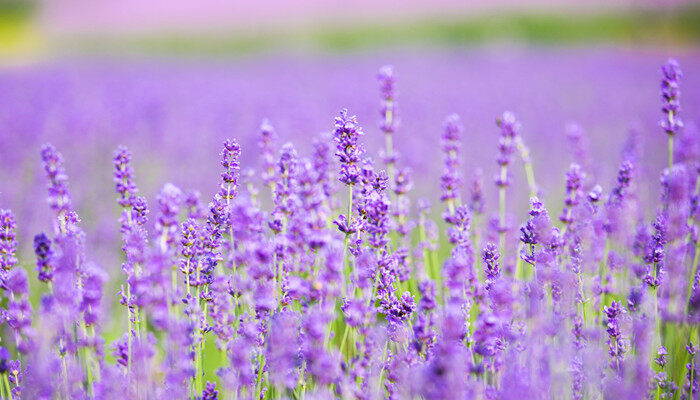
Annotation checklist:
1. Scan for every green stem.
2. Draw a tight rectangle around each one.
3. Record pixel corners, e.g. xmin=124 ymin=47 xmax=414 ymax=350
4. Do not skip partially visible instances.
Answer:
xmin=81 ymin=324 xmax=95 ymax=396
xmin=517 ymin=138 xmax=538 ymax=198
xmin=385 ymin=131 xmax=394 ymax=183
xmin=498 ymin=176 xmax=506 ymax=259
xmin=418 ymin=223 xmax=432 ymax=280
xmin=2 ymin=375 xmax=10 ymax=400
xmin=375 ymin=343 xmax=389 ymax=399
xmin=126 ymin=284 xmax=133 ymax=378
xmin=577 ymin=273 xmax=587 ymax=326
xmin=61 ymin=355 xmax=69 ymax=397
xmin=688 ymin=356 xmax=695 ymax=400
xmin=689 ymin=241 xmax=700 ymax=313
xmin=598 ymin=239 xmax=610 ymax=316
xmin=0 ymin=374 xmax=7 ymax=400
xmin=88 ymin=325 xmax=101 ymax=382
xmin=668 ymin=134 xmax=674 ymax=172
xmin=339 ymin=324 xmax=351 ymax=359
xmin=514 ymin=243 xmax=523 ymax=281
xmin=254 ymin=352 xmax=265 ymax=399
xmin=341 ymin=186 xmax=354 ymax=296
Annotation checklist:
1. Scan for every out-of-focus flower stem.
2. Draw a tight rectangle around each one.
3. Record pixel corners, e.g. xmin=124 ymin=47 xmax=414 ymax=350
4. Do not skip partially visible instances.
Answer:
xmin=81 ymin=321 xmax=96 ymax=396
xmin=1 ymin=375 xmax=10 ymax=400
xmin=385 ymin=131 xmax=394 ymax=183
xmin=338 ymin=323 xmax=351 ymax=359
xmin=598 ymin=238 xmax=610 ymax=316
xmin=375 ymin=342 xmax=389 ymax=399
xmin=668 ymin=111 xmax=675 ymax=172
xmin=498 ymin=177 xmax=506 ymax=258
xmin=254 ymin=351 xmax=265 ymax=399
xmin=341 ymin=186 xmax=354 ymax=297
xmin=686 ymin=174 xmax=700 ymax=312
xmin=516 ymin=138 xmax=538 ymax=198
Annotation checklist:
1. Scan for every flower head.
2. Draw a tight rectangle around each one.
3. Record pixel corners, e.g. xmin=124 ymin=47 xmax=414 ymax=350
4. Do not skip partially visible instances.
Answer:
xmin=333 ymin=109 xmax=365 ymax=186
xmin=660 ymin=58 xmax=683 ymax=136
xmin=219 ymin=139 xmax=241 ymax=200
xmin=40 ymin=144 xmax=73 ymax=216
xmin=440 ymin=114 xmax=462 ymax=204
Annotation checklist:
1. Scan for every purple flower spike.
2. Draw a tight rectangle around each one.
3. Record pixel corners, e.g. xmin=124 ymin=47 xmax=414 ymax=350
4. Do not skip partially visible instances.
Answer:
xmin=0 ymin=209 xmax=18 ymax=275
xmin=202 ymin=381 xmax=219 ymax=400
xmin=469 ymin=168 xmax=485 ymax=215
xmin=219 ymin=138 xmax=241 ymax=201
xmin=40 ymin=144 xmax=73 ymax=217
xmin=440 ymin=113 xmax=462 ymax=204
xmin=259 ymin=118 xmax=277 ymax=188
xmin=660 ymin=58 xmax=683 ymax=136
xmin=333 ymin=108 xmax=365 ymax=186
xmin=483 ymin=243 xmax=501 ymax=286
xmin=155 ymin=183 xmax=183 ymax=253
xmin=603 ymin=301 xmax=626 ymax=372
xmin=495 ymin=111 xmax=521 ymax=183
xmin=378 ymin=65 xmax=399 ymax=136
xmin=113 ymin=145 xmax=138 ymax=209
xmin=559 ymin=163 xmax=585 ymax=225
xmin=33 ymin=233 xmax=54 ymax=283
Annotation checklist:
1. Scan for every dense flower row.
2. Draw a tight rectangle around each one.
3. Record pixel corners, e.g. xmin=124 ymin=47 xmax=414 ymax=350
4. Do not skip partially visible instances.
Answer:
xmin=0 ymin=59 xmax=698 ymax=400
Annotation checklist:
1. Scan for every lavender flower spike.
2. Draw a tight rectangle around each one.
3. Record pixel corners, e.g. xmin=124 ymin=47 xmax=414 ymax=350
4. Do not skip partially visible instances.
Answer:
xmin=333 ymin=108 xmax=365 ymax=186
xmin=661 ymin=58 xmax=683 ymax=170
xmin=495 ymin=111 xmax=521 ymax=255
xmin=660 ymin=58 xmax=683 ymax=137
xmin=34 ymin=233 xmax=54 ymax=284
xmin=219 ymin=138 xmax=241 ymax=201
xmin=259 ymin=118 xmax=277 ymax=189
xmin=40 ymin=144 xmax=73 ymax=233
xmin=378 ymin=65 xmax=399 ymax=172
xmin=0 ymin=209 xmax=18 ymax=284
xmin=440 ymin=113 xmax=462 ymax=223
xmin=483 ymin=243 xmax=501 ymax=287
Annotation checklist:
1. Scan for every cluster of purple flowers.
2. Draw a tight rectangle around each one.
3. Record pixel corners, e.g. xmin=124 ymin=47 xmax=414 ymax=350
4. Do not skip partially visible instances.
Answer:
xmin=0 ymin=59 xmax=698 ymax=400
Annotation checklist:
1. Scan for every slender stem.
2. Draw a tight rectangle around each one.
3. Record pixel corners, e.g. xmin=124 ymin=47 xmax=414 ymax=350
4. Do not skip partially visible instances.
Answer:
xmin=226 ymin=181 xmax=238 ymax=274
xmin=385 ymin=132 xmax=394 ymax=183
xmin=339 ymin=324 xmax=351 ymax=359
xmin=254 ymin=351 xmax=265 ymax=399
xmin=341 ymin=186 xmax=354 ymax=296
xmin=375 ymin=343 xmax=389 ymax=399
xmin=81 ymin=322 xmax=95 ymax=396
xmin=126 ymin=284 xmax=133 ymax=378
xmin=668 ymin=134 xmax=674 ymax=172
xmin=61 ymin=355 xmax=69 ymax=396
xmin=88 ymin=325 xmax=101 ymax=382
xmin=689 ymin=357 xmax=695 ymax=400
xmin=689 ymin=241 xmax=700 ymax=313
xmin=368 ymin=267 xmax=382 ymax=307
xmin=2 ymin=375 xmax=10 ymax=400
xmin=517 ymin=138 xmax=537 ymax=198
xmin=498 ymin=182 xmax=506 ymax=258
xmin=577 ymin=273 xmax=587 ymax=326
xmin=598 ymin=239 xmax=610 ymax=316
xmin=514 ymin=243 xmax=523 ymax=281
xmin=0 ymin=374 xmax=7 ymax=400
xmin=685 ymin=174 xmax=700 ymax=314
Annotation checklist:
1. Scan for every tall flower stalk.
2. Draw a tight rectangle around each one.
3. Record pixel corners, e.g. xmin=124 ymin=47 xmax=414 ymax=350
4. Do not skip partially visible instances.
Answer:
xmin=660 ymin=59 xmax=682 ymax=171
xmin=440 ymin=114 xmax=462 ymax=224
xmin=378 ymin=65 xmax=398 ymax=182
xmin=332 ymin=109 xmax=364 ymax=296
xmin=495 ymin=112 xmax=520 ymax=258
xmin=112 ymin=146 xmax=149 ymax=381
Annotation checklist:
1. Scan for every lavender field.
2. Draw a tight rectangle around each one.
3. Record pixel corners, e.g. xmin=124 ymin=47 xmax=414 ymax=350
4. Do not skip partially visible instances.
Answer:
xmin=0 ymin=46 xmax=699 ymax=399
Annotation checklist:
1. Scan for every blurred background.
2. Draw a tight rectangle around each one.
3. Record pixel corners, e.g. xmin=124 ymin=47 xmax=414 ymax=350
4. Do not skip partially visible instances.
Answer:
xmin=1 ymin=0 xmax=699 ymax=290
xmin=1 ymin=0 xmax=699 ymax=58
